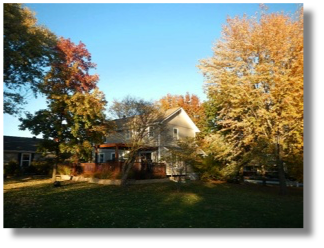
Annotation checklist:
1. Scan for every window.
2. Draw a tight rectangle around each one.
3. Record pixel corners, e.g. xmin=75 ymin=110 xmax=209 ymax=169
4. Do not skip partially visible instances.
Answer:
xmin=111 ymin=153 xmax=116 ymax=161
xmin=125 ymin=130 xmax=131 ymax=139
xmin=20 ymin=153 xmax=31 ymax=167
xmin=99 ymin=153 xmax=105 ymax=163
xmin=173 ymin=128 xmax=179 ymax=140
xmin=148 ymin=126 xmax=154 ymax=138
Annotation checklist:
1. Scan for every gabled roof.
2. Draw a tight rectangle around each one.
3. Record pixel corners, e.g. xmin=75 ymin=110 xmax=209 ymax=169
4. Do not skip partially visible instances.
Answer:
xmin=161 ymin=107 xmax=200 ymax=133
xmin=3 ymin=136 xmax=43 ymax=152
xmin=110 ymin=107 xmax=200 ymax=132
xmin=161 ymin=107 xmax=182 ymax=121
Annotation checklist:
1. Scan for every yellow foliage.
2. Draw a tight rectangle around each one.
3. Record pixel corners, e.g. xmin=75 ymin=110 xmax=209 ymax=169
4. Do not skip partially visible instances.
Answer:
xmin=199 ymin=7 xmax=303 ymax=178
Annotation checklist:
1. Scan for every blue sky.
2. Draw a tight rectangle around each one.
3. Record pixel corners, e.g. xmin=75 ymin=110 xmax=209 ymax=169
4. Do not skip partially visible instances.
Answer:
xmin=3 ymin=3 xmax=300 ymax=138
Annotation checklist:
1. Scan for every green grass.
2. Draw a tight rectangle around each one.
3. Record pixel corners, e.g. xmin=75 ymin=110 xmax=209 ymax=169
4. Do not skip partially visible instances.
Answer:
xmin=3 ymin=177 xmax=303 ymax=228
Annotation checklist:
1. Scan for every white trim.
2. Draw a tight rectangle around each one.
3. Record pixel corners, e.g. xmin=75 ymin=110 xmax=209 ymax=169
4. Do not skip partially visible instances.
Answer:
xmin=20 ymin=153 xmax=31 ymax=167
xmin=158 ymin=133 xmax=161 ymax=160
xmin=162 ymin=108 xmax=200 ymax=133
xmin=173 ymin=128 xmax=179 ymax=140
xmin=179 ymin=109 xmax=200 ymax=133
xmin=161 ymin=107 xmax=182 ymax=123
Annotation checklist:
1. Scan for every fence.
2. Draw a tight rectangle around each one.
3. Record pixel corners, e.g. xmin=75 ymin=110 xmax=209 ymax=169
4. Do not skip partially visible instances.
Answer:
xmin=77 ymin=161 xmax=166 ymax=179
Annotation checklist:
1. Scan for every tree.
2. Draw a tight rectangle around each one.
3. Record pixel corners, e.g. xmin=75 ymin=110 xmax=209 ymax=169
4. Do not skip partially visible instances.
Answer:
xmin=4 ymin=3 xmax=57 ymax=115
xmin=198 ymin=133 xmax=237 ymax=180
xmin=158 ymin=93 xmax=206 ymax=130
xmin=198 ymin=6 xmax=303 ymax=195
xmin=20 ymin=38 xmax=110 ymax=180
xmin=162 ymin=137 xmax=203 ymax=188
xmin=109 ymin=96 xmax=167 ymax=186
xmin=59 ymin=88 xmax=111 ymax=164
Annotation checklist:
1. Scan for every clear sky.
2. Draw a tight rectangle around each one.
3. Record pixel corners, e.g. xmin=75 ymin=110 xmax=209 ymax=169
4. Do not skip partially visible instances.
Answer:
xmin=3 ymin=3 xmax=300 ymax=138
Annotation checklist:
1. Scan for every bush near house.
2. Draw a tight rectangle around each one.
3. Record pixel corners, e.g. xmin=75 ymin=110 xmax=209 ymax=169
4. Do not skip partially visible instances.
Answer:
xmin=26 ymin=159 xmax=55 ymax=175
xmin=57 ymin=163 xmax=73 ymax=175
xmin=4 ymin=161 xmax=21 ymax=177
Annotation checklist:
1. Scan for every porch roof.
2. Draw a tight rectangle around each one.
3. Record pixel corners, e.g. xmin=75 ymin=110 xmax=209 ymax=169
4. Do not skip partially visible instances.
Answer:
xmin=99 ymin=143 xmax=129 ymax=149
xmin=98 ymin=143 xmax=158 ymax=151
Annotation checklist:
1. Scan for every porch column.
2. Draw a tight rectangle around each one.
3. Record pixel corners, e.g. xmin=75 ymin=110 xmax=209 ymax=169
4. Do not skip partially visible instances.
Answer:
xmin=115 ymin=145 xmax=119 ymax=161
xmin=94 ymin=145 xmax=99 ymax=164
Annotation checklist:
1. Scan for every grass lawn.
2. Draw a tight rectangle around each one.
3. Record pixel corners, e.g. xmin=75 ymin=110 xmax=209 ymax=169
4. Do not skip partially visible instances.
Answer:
xmin=3 ymin=176 xmax=303 ymax=228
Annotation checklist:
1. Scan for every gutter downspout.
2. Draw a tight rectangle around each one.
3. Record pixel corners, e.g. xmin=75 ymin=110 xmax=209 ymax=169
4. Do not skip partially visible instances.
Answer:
xmin=158 ymin=133 xmax=161 ymax=161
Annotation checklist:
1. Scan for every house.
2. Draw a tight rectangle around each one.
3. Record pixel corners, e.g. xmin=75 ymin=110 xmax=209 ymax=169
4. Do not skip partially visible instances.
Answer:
xmin=3 ymin=135 xmax=44 ymax=167
xmin=97 ymin=107 xmax=200 ymax=177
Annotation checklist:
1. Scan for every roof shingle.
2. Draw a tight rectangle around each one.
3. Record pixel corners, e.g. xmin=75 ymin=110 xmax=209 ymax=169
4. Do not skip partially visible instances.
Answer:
xmin=4 ymin=136 xmax=43 ymax=152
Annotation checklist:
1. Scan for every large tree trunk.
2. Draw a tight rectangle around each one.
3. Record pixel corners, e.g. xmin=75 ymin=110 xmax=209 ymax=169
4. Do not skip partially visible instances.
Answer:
xmin=52 ymin=163 xmax=57 ymax=182
xmin=120 ymin=157 xmax=136 ymax=186
xmin=52 ymin=145 xmax=60 ymax=182
xmin=94 ymin=145 xmax=99 ymax=164
xmin=276 ymin=142 xmax=287 ymax=195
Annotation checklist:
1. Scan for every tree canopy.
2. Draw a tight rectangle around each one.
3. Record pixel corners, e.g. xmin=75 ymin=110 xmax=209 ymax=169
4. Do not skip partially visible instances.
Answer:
xmin=20 ymin=38 xmax=111 ymax=178
xmin=198 ymin=7 xmax=303 ymax=194
xmin=158 ymin=92 xmax=206 ymax=130
xmin=4 ymin=3 xmax=57 ymax=115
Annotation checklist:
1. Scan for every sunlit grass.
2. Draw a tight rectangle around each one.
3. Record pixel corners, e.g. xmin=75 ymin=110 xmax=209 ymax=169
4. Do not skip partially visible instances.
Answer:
xmin=4 ymin=177 xmax=303 ymax=228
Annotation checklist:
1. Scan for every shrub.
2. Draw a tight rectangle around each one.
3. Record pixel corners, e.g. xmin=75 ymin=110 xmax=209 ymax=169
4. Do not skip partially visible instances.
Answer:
xmin=72 ymin=165 xmax=84 ymax=175
xmin=195 ymin=155 xmax=227 ymax=181
xmin=57 ymin=164 xmax=72 ymax=175
xmin=29 ymin=160 xmax=54 ymax=175
xmin=4 ymin=161 xmax=21 ymax=176
xmin=93 ymin=170 xmax=113 ymax=179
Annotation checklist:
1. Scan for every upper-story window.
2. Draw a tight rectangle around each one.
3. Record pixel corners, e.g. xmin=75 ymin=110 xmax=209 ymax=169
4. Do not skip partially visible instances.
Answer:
xmin=125 ymin=130 xmax=131 ymax=139
xmin=173 ymin=128 xmax=179 ymax=140
xmin=148 ymin=126 xmax=154 ymax=138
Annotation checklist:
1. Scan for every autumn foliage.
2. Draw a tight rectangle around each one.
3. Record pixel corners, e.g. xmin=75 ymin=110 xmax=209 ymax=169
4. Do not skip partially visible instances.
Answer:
xmin=20 ymin=38 xmax=110 ymax=179
xmin=42 ymin=38 xmax=99 ymax=94
xmin=158 ymin=93 xmax=205 ymax=130
xmin=198 ymin=7 xmax=303 ymax=194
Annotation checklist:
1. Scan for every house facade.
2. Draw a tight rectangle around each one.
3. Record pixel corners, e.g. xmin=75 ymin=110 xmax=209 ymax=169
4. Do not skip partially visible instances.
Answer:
xmin=97 ymin=107 xmax=200 ymax=176
xmin=3 ymin=136 xmax=44 ymax=167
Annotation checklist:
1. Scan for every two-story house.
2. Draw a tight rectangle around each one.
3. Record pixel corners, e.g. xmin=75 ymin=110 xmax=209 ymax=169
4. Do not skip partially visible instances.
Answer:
xmin=97 ymin=107 xmax=200 ymax=176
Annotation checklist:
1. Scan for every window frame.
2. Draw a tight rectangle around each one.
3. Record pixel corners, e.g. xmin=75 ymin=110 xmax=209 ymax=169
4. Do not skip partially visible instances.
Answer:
xmin=148 ymin=126 xmax=154 ymax=138
xmin=98 ymin=153 xmax=105 ymax=163
xmin=111 ymin=152 xmax=115 ymax=161
xmin=173 ymin=128 xmax=179 ymax=140
xmin=20 ymin=153 xmax=31 ymax=167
